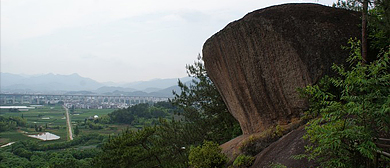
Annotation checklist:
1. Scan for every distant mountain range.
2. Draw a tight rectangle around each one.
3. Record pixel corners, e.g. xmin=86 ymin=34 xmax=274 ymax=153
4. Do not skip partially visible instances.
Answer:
xmin=0 ymin=73 xmax=192 ymax=97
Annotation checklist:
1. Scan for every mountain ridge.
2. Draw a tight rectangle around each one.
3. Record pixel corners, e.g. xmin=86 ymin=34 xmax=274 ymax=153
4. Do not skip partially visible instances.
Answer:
xmin=1 ymin=73 xmax=191 ymax=97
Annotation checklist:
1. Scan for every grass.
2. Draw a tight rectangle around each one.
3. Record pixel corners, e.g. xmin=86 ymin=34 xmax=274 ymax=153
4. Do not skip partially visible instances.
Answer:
xmin=76 ymin=124 xmax=135 ymax=137
xmin=1 ymin=105 xmax=138 ymax=145
xmin=0 ymin=130 xmax=40 ymax=146
xmin=0 ymin=105 xmax=66 ymax=127
xmin=0 ymin=126 xmax=70 ymax=146
xmin=0 ymin=105 xmax=114 ymax=128
xmin=70 ymin=108 xmax=136 ymax=136
xmin=70 ymin=109 xmax=114 ymax=122
xmin=0 ymin=105 xmax=69 ymax=145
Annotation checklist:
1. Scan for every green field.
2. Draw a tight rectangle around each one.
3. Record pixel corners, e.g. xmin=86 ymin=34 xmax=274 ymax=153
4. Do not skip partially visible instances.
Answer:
xmin=0 ymin=131 xmax=39 ymax=144
xmin=0 ymin=105 xmax=67 ymax=145
xmin=70 ymin=108 xmax=132 ymax=137
xmin=70 ymin=109 xmax=114 ymax=122
xmin=0 ymin=105 xmax=66 ymax=126
xmin=0 ymin=105 xmax=132 ymax=146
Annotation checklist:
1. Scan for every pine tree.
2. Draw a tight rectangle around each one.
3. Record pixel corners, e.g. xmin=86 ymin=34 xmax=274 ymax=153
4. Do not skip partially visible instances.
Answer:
xmin=171 ymin=54 xmax=241 ymax=144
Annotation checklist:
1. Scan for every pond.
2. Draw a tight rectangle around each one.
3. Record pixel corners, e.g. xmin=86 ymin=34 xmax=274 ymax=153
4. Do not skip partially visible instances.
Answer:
xmin=28 ymin=132 xmax=60 ymax=141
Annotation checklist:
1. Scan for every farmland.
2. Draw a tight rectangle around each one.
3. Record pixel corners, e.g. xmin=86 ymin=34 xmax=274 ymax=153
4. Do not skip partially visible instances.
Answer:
xmin=0 ymin=105 xmax=130 ymax=146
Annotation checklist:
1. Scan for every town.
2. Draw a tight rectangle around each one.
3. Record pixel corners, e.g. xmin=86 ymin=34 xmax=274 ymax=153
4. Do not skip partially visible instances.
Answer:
xmin=0 ymin=93 xmax=169 ymax=110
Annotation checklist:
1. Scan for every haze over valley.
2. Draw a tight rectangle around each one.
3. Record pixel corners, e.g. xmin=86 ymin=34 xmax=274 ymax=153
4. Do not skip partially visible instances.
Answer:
xmin=0 ymin=72 xmax=191 ymax=97
xmin=2 ymin=0 xmax=383 ymax=167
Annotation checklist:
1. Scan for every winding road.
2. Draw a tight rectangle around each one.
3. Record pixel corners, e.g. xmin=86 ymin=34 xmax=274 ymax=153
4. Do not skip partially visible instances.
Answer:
xmin=63 ymin=105 xmax=73 ymax=140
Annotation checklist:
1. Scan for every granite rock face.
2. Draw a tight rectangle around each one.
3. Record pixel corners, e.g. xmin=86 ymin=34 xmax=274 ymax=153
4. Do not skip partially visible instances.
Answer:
xmin=203 ymin=3 xmax=360 ymax=134
xmin=250 ymin=126 xmax=316 ymax=167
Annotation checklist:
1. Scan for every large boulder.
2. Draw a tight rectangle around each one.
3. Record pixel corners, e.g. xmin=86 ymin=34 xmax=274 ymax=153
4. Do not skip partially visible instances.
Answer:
xmin=202 ymin=3 xmax=360 ymax=135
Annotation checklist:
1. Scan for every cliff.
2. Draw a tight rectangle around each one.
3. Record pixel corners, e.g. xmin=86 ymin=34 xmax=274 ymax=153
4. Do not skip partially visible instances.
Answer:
xmin=202 ymin=3 xmax=360 ymax=135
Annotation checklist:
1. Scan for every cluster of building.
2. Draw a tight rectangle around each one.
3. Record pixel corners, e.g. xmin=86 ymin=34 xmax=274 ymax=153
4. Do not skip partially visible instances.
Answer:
xmin=0 ymin=93 xmax=169 ymax=109
xmin=0 ymin=105 xmax=38 ymax=112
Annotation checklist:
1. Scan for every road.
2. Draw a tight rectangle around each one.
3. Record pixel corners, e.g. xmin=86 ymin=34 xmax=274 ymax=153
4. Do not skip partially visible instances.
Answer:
xmin=1 ymin=142 xmax=15 ymax=148
xmin=63 ymin=106 xmax=73 ymax=140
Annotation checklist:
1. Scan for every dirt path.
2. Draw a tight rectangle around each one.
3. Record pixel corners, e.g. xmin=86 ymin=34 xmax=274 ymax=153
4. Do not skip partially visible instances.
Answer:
xmin=1 ymin=142 xmax=15 ymax=148
xmin=63 ymin=105 xmax=73 ymax=140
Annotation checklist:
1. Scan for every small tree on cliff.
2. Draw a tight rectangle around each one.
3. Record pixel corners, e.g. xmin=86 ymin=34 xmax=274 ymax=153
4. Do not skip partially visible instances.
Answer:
xmin=299 ymin=40 xmax=390 ymax=167
xmin=171 ymin=54 xmax=241 ymax=144
xmin=334 ymin=0 xmax=390 ymax=62
xmin=301 ymin=5 xmax=390 ymax=166
xmin=369 ymin=0 xmax=390 ymax=50
xmin=334 ymin=0 xmax=369 ymax=63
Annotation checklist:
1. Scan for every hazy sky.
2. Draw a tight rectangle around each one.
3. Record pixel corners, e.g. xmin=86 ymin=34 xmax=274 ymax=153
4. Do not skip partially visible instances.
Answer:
xmin=1 ymin=0 xmax=336 ymax=83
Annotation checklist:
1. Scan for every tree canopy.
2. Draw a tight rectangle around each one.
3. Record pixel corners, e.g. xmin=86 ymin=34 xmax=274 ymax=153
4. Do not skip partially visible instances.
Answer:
xmin=171 ymin=55 xmax=241 ymax=143
xmin=299 ymin=1 xmax=390 ymax=166
xmin=299 ymin=40 xmax=390 ymax=167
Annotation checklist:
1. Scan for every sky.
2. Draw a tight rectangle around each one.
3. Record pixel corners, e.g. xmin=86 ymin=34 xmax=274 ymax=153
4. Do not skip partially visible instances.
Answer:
xmin=1 ymin=0 xmax=336 ymax=83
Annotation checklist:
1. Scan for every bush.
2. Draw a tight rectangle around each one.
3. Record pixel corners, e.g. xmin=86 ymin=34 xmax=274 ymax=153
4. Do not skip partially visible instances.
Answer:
xmin=233 ymin=154 xmax=255 ymax=167
xmin=188 ymin=141 xmax=227 ymax=168
xmin=300 ymin=40 xmax=390 ymax=167
xmin=269 ymin=162 xmax=287 ymax=168
xmin=239 ymin=128 xmax=278 ymax=156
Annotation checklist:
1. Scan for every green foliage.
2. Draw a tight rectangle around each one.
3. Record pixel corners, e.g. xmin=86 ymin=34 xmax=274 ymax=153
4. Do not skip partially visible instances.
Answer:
xmin=332 ymin=0 xmax=362 ymax=11
xmin=268 ymin=162 xmax=287 ymax=168
xmin=74 ymin=125 xmax=80 ymax=136
xmin=8 ymin=133 xmax=105 ymax=151
xmin=188 ymin=141 xmax=228 ymax=168
xmin=85 ymin=120 xmax=105 ymax=130
xmin=238 ymin=122 xmax=302 ymax=156
xmin=274 ymin=124 xmax=285 ymax=137
xmin=300 ymin=40 xmax=390 ymax=168
xmin=369 ymin=0 xmax=390 ymax=51
xmin=94 ymin=127 xmax=165 ymax=168
xmin=153 ymin=119 xmax=193 ymax=166
xmin=93 ymin=56 xmax=243 ymax=167
xmin=238 ymin=131 xmax=278 ymax=156
xmin=154 ymin=101 xmax=181 ymax=114
xmin=333 ymin=0 xmax=390 ymax=62
xmin=108 ymin=103 xmax=171 ymax=125
xmin=94 ymin=120 xmax=191 ymax=168
xmin=232 ymin=154 xmax=255 ymax=168
xmin=93 ymin=55 xmax=244 ymax=167
xmin=96 ymin=115 xmax=111 ymax=124
xmin=0 ymin=137 xmax=102 ymax=168
xmin=0 ymin=116 xmax=27 ymax=132
xmin=171 ymin=55 xmax=241 ymax=144
xmin=0 ymin=151 xmax=31 ymax=168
